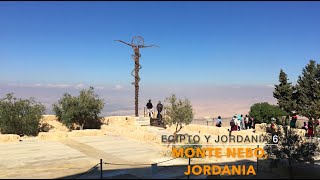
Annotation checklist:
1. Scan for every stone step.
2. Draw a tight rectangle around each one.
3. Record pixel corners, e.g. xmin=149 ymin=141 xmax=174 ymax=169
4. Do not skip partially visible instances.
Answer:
xmin=136 ymin=117 xmax=150 ymax=126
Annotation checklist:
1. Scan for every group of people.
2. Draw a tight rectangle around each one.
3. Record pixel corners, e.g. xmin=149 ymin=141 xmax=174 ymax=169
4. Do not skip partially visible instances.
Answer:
xmin=269 ymin=113 xmax=319 ymax=137
xmin=214 ymin=114 xmax=255 ymax=131
xmin=302 ymin=121 xmax=315 ymax=137
xmin=301 ymin=119 xmax=319 ymax=137
xmin=146 ymin=99 xmax=163 ymax=119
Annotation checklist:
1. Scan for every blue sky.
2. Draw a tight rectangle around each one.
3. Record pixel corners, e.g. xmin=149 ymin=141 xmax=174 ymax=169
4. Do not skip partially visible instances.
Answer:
xmin=1 ymin=1 xmax=320 ymax=86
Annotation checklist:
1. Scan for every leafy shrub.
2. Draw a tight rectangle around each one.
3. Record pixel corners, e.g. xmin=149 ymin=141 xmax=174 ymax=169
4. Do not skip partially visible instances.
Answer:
xmin=53 ymin=87 xmax=104 ymax=130
xmin=264 ymin=125 xmax=320 ymax=178
xmin=164 ymin=94 xmax=194 ymax=134
xmin=39 ymin=122 xmax=53 ymax=132
xmin=0 ymin=93 xmax=45 ymax=136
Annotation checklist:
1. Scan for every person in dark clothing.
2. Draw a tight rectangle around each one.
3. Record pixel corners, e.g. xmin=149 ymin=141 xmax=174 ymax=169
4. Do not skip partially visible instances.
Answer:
xmin=156 ymin=101 xmax=163 ymax=119
xmin=230 ymin=116 xmax=238 ymax=131
xmin=248 ymin=116 xmax=253 ymax=129
xmin=290 ymin=113 xmax=298 ymax=128
xmin=269 ymin=118 xmax=276 ymax=135
xmin=244 ymin=114 xmax=249 ymax=129
xmin=216 ymin=116 xmax=222 ymax=127
xmin=302 ymin=122 xmax=308 ymax=131
xmin=251 ymin=117 xmax=256 ymax=129
xmin=307 ymin=120 xmax=314 ymax=137
xmin=146 ymin=99 xmax=153 ymax=117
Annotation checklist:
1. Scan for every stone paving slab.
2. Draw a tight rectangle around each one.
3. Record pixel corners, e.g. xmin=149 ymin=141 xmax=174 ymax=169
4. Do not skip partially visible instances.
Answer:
xmin=0 ymin=135 xmax=178 ymax=179
xmin=0 ymin=140 xmax=98 ymax=179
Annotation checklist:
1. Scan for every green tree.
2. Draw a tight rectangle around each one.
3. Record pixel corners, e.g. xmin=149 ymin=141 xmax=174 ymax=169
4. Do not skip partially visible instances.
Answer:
xmin=264 ymin=125 xmax=319 ymax=178
xmin=249 ymin=102 xmax=287 ymax=124
xmin=164 ymin=94 xmax=194 ymax=135
xmin=296 ymin=60 xmax=320 ymax=136
xmin=0 ymin=93 xmax=45 ymax=136
xmin=53 ymin=87 xmax=105 ymax=130
xmin=273 ymin=69 xmax=297 ymax=116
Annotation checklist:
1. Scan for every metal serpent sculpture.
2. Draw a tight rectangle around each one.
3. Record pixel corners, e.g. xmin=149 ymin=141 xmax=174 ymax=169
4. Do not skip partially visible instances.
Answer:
xmin=131 ymin=48 xmax=142 ymax=85
xmin=115 ymin=36 xmax=158 ymax=117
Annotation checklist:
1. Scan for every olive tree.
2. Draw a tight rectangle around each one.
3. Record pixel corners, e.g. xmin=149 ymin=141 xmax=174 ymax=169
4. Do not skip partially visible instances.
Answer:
xmin=53 ymin=87 xmax=104 ymax=130
xmin=0 ymin=93 xmax=45 ymax=136
xmin=164 ymin=94 xmax=194 ymax=135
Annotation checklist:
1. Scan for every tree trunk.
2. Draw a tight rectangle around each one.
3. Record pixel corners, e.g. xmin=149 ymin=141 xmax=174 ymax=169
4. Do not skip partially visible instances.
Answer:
xmin=171 ymin=123 xmax=182 ymax=149
xmin=80 ymin=124 xmax=84 ymax=130
xmin=134 ymin=49 xmax=140 ymax=117
xmin=313 ymin=118 xmax=317 ymax=137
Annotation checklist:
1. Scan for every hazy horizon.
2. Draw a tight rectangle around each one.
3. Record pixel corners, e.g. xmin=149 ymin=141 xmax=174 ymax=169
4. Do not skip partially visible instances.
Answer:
xmin=0 ymin=83 xmax=276 ymax=119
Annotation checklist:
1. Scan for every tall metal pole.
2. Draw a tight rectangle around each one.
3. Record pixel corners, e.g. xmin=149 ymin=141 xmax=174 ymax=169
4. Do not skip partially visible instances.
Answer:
xmin=134 ymin=48 xmax=140 ymax=117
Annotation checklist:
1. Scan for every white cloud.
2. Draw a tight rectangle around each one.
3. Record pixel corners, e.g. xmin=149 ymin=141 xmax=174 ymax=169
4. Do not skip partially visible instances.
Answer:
xmin=95 ymin=86 xmax=105 ymax=90
xmin=46 ymin=84 xmax=72 ymax=88
xmin=114 ymin=84 xmax=123 ymax=90
xmin=74 ymin=83 xmax=85 ymax=89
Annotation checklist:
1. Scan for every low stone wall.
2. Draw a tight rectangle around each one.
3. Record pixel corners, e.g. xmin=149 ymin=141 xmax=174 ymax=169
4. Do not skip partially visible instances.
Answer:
xmin=68 ymin=129 xmax=106 ymax=137
xmin=166 ymin=123 xmax=261 ymax=137
xmin=255 ymin=123 xmax=307 ymax=137
xmin=38 ymin=129 xmax=107 ymax=140
xmin=101 ymin=124 xmax=161 ymax=145
xmin=41 ymin=115 xmax=57 ymax=121
xmin=38 ymin=131 xmax=69 ymax=140
xmin=255 ymin=123 xmax=268 ymax=132
xmin=102 ymin=116 xmax=138 ymax=126
xmin=0 ymin=134 xmax=20 ymax=143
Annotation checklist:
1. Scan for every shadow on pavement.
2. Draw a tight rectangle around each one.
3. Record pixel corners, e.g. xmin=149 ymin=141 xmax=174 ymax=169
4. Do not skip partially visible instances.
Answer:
xmin=57 ymin=158 xmax=320 ymax=179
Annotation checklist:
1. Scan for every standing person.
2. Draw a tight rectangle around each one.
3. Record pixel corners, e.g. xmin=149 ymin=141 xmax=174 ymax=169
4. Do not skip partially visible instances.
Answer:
xmin=216 ymin=116 xmax=222 ymax=127
xmin=248 ymin=116 xmax=253 ymax=129
xmin=230 ymin=116 xmax=237 ymax=131
xmin=290 ymin=113 xmax=298 ymax=128
xmin=249 ymin=116 xmax=255 ymax=129
xmin=252 ymin=116 xmax=255 ymax=129
xmin=244 ymin=114 xmax=249 ymax=129
xmin=146 ymin=99 xmax=153 ymax=118
xmin=238 ymin=114 xmax=242 ymax=130
xmin=307 ymin=119 xmax=314 ymax=137
xmin=240 ymin=114 xmax=245 ymax=130
xmin=156 ymin=101 xmax=163 ymax=119
xmin=302 ymin=122 xmax=308 ymax=131
xmin=235 ymin=114 xmax=240 ymax=131
xmin=269 ymin=118 xmax=276 ymax=134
